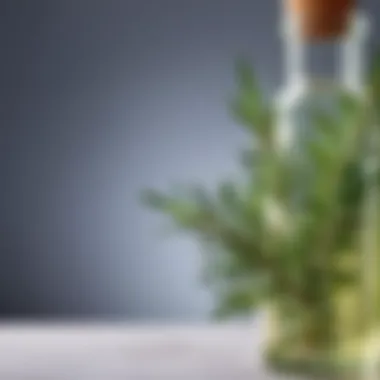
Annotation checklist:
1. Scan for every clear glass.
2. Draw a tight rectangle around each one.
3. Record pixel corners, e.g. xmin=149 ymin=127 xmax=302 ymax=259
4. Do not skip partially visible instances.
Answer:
xmin=266 ymin=9 xmax=380 ymax=380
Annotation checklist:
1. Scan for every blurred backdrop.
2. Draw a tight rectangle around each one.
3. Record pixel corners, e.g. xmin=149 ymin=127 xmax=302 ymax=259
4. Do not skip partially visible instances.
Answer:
xmin=0 ymin=0 xmax=379 ymax=321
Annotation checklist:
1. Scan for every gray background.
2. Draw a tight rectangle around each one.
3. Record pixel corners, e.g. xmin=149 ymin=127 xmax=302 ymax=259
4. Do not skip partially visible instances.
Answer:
xmin=0 ymin=0 xmax=378 ymax=321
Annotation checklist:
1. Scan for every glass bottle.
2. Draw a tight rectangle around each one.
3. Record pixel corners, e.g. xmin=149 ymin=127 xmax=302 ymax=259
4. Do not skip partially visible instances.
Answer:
xmin=265 ymin=4 xmax=379 ymax=379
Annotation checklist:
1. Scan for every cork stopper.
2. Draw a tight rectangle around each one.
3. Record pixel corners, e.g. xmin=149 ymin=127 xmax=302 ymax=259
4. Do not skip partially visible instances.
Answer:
xmin=286 ymin=0 xmax=356 ymax=41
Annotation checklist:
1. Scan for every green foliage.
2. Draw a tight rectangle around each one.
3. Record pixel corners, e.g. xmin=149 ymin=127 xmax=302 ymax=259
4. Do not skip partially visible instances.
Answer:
xmin=231 ymin=59 xmax=274 ymax=146
xmin=141 ymin=55 xmax=380 ymax=321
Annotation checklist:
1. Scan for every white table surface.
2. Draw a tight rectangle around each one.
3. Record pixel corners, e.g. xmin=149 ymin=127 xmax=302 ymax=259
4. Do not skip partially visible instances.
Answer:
xmin=0 ymin=318 xmax=295 ymax=380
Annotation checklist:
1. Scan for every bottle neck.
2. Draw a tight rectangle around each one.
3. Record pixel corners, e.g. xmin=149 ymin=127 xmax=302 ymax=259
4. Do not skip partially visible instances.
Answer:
xmin=280 ymin=10 xmax=370 ymax=96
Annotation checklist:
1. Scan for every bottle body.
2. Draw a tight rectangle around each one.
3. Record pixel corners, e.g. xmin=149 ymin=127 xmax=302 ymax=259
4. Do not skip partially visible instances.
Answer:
xmin=266 ymin=6 xmax=380 ymax=379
